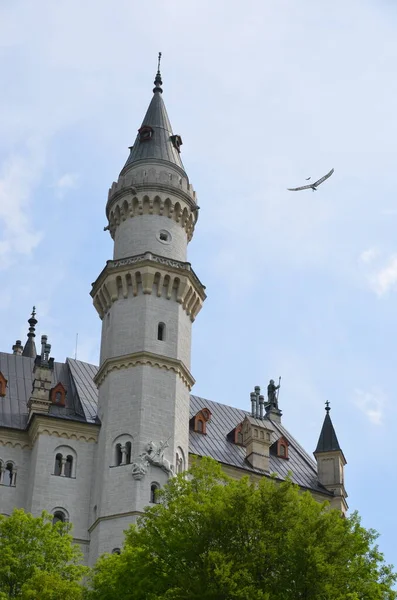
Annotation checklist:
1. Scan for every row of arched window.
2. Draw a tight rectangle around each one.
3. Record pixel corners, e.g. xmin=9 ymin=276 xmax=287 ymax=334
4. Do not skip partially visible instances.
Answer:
xmin=0 ymin=460 xmax=16 ymax=486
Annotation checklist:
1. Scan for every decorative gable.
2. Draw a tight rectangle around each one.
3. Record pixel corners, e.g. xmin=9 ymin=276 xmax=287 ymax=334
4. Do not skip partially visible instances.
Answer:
xmin=50 ymin=382 xmax=67 ymax=407
xmin=0 ymin=372 xmax=7 ymax=397
xmin=190 ymin=408 xmax=212 ymax=434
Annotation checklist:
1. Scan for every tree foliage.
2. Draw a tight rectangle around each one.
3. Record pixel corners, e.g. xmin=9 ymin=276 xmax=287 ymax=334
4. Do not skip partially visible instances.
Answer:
xmin=0 ymin=509 xmax=87 ymax=599
xmin=87 ymin=458 xmax=396 ymax=600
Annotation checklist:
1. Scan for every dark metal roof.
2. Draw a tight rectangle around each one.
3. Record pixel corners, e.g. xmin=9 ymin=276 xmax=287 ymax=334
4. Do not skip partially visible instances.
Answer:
xmin=0 ymin=354 xmax=328 ymax=494
xmin=123 ymin=90 xmax=186 ymax=175
xmin=0 ymin=354 xmax=89 ymax=429
xmin=189 ymin=395 xmax=331 ymax=495
xmin=315 ymin=412 xmax=341 ymax=453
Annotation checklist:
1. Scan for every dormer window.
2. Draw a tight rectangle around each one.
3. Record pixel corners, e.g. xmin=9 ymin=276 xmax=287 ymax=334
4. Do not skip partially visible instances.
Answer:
xmin=50 ymin=382 xmax=66 ymax=407
xmin=139 ymin=125 xmax=153 ymax=142
xmin=190 ymin=408 xmax=212 ymax=434
xmin=227 ymin=423 xmax=244 ymax=445
xmin=276 ymin=436 xmax=289 ymax=459
xmin=170 ymin=135 xmax=183 ymax=153
xmin=0 ymin=372 xmax=7 ymax=397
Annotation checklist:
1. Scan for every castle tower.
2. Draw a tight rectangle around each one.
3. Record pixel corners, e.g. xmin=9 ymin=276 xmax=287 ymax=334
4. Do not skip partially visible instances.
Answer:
xmin=89 ymin=57 xmax=206 ymax=561
xmin=314 ymin=402 xmax=348 ymax=514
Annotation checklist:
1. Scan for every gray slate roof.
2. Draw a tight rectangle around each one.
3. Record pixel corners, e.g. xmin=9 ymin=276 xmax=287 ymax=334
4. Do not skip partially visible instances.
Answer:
xmin=123 ymin=89 xmax=186 ymax=175
xmin=0 ymin=354 xmax=329 ymax=495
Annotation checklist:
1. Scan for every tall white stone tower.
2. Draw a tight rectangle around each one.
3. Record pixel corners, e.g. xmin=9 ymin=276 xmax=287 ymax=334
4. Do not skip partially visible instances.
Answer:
xmin=89 ymin=58 xmax=206 ymax=561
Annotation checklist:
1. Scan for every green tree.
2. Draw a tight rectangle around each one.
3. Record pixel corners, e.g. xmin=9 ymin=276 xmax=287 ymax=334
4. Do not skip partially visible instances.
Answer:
xmin=87 ymin=458 xmax=396 ymax=600
xmin=0 ymin=509 xmax=87 ymax=599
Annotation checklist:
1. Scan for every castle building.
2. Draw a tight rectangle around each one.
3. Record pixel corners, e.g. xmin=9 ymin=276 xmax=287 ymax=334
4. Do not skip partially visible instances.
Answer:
xmin=0 ymin=63 xmax=347 ymax=565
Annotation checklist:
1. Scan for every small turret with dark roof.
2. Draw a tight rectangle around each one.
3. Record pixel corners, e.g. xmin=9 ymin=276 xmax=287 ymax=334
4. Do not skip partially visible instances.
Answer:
xmin=314 ymin=402 xmax=348 ymax=513
xmin=315 ymin=400 xmax=343 ymax=454
xmin=22 ymin=307 xmax=37 ymax=358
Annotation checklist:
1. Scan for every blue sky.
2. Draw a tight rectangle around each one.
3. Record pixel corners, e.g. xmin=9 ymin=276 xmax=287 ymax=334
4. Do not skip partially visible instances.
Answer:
xmin=1 ymin=0 xmax=397 ymax=568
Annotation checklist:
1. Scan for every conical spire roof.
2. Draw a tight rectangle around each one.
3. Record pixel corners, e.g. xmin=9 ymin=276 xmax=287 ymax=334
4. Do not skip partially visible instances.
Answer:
xmin=122 ymin=55 xmax=186 ymax=176
xmin=22 ymin=307 xmax=37 ymax=358
xmin=315 ymin=402 xmax=341 ymax=453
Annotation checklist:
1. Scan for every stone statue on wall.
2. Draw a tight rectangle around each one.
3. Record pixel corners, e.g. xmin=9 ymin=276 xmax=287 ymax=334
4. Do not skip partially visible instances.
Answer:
xmin=131 ymin=439 xmax=174 ymax=480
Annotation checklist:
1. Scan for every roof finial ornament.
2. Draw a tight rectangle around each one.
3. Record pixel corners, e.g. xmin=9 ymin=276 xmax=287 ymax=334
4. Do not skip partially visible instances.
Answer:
xmin=325 ymin=400 xmax=331 ymax=413
xmin=22 ymin=306 xmax=38 ymax=358
xmin=153 ymin=52 xmax=163 ymax=94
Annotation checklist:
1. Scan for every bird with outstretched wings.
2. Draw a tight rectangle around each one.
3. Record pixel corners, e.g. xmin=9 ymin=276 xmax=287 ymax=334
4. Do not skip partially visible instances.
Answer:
xmin=288 ymin=168 xmax=334 ymax=192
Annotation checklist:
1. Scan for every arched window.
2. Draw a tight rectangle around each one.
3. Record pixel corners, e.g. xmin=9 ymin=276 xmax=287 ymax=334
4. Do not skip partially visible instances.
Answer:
xmin=5 ymin=462 xmax=16 ymax=486
xmin=197 ymin=419 xmax=203 ymax=433
xmin=53 ymin=446 xmax=77 ymax=478
xmin=112 ymin=548 xmax=121 ymax=555
xmin=150 ymin=483 xmax=160 ymax=504
xmin=112 ymin=435 xmax=133 ymax=467
xmin=54 ymin=453 xmax=62 ymax=476
xmin=125 ymin=441 xmax=132 ymax=464
xmin=52 ymin=511 xmax=67 ymax=525
xmin=175 ymin=447 xmax=185 ymax=474
xmin=157 ymin=322 xmax=165 ymax=341
xmin=115 ymin=444 xmax=123 ymax=466
xmin=0 ymin=460 xmax=4 ymax=485
xmin=64 ymin=455 xmax=73 ymax=478
xmin=280 ymin=445 xmax=286 ymax=456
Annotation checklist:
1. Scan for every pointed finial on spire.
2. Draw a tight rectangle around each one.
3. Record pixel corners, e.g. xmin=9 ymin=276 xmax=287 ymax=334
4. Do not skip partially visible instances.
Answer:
xmin=153 ymin=52 xmax=163 ymax=94
xmin=22 ymin=306 xmax=38 ymax=358
xmin=325 ymin=400 xmax=331 ymax=413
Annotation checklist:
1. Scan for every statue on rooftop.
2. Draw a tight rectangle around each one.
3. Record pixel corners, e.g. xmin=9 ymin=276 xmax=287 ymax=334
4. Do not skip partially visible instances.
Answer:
xmin=267 ymin=378 xmax=280 ymax=408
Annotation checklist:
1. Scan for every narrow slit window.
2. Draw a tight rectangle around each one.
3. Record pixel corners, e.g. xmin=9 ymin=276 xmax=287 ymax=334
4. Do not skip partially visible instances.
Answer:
xmin=150 ymin=483 xmax=160 ymax=504
xmin=157 ymin=322 xmax=165 ymax=341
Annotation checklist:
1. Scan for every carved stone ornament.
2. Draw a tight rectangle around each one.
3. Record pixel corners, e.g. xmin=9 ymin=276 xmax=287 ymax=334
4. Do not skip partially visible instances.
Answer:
xmin=131 ymin=439 xmax=174 ymax=481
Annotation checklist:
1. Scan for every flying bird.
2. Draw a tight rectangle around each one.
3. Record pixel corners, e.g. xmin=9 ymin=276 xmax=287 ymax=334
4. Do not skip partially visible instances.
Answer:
xmin=305 ymin=177 xmax=311 ymax=180
xmin=288 ymin=168 xmax=334 ymax=192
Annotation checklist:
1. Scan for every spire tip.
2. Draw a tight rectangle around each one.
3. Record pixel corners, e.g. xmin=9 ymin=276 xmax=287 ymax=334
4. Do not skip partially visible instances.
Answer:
xmin=153 ymin=52 xmax=163 ymax=93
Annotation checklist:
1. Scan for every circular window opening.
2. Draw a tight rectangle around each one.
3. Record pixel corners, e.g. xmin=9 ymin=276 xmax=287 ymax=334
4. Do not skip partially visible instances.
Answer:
xmin=157 ymin=230 xmax=172 ymax=244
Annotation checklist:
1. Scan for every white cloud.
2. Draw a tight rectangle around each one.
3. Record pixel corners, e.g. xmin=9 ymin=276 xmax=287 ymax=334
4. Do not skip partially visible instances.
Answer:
xmin=55 ymin=173 xmax=78 ymax=190
xmin=52 ymin=173 xmax=79 ymax=198
xmin=359 ymin=247 xmax=379 ymax=264
xmin=354 ymin=388 xmax=385 ymax=425
xmin=0 ymin=142 xmax=44 ymax=269
xmin=370 ymin=255 xmax=397 ymax=296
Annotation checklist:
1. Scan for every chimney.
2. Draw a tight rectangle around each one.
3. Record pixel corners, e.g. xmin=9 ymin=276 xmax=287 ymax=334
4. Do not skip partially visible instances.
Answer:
xmin=12 ymin=340 xmax=23 ymax=356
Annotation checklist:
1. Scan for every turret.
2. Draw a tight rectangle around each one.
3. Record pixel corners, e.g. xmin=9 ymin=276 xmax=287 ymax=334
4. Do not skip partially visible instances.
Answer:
xmin=314 ymin=401 xmax=348 ymax=513
xmin=89 ymin=56 xmax=206 ymax=562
